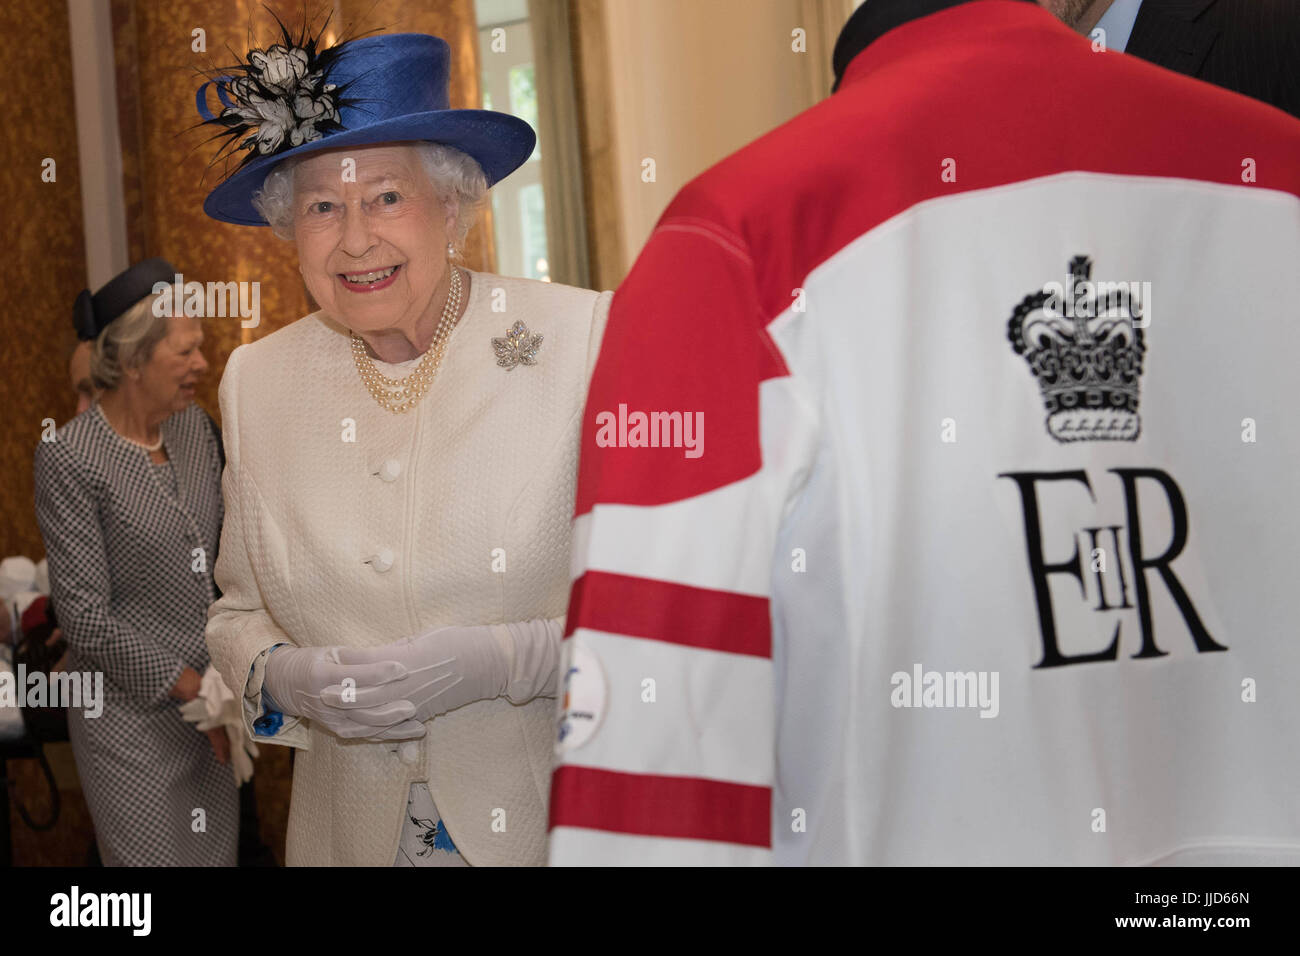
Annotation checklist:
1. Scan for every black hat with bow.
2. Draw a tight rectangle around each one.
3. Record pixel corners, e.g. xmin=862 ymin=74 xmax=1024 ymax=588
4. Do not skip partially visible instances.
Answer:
xmin=72 ymin=258 xmax=177 ymax=342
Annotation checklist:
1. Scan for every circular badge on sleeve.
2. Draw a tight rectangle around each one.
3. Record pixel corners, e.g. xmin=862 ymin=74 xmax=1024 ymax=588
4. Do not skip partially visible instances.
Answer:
xmin=556 ymin=639 xmax=607 ymax=753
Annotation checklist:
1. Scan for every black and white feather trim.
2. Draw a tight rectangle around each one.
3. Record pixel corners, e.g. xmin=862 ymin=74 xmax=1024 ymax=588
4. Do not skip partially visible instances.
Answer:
xmin=197 ymin=13 xmax=370 ymax=175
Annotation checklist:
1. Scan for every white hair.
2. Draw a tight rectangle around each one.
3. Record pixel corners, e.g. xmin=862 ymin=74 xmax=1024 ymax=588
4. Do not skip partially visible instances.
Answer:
xmin=89 ymin=292 xmax=172 ymax=391
xmin=251 ymin=141 xmax=489 ymax=252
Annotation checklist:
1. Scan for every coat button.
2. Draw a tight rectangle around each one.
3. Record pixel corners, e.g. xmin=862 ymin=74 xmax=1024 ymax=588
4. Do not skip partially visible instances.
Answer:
xmin=370 ymin=549 xmax=395 ymax=572
xmin=379 ymin=459 xmax=401 ymax=482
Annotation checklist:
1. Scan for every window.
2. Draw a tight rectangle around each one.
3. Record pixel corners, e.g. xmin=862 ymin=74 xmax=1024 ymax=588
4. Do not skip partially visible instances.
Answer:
xmin=477 ymin=1 xmax=550 ymax=282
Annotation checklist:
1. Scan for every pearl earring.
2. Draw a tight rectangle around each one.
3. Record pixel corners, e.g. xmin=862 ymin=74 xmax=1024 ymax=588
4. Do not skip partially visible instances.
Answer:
xmin=447 ymin=242 xmax=455 ymax=257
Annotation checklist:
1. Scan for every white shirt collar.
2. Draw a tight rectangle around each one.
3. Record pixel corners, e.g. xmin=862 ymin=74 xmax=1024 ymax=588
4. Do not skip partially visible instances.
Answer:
xmin=1093 ymin=0 xmax=1144 ymax=53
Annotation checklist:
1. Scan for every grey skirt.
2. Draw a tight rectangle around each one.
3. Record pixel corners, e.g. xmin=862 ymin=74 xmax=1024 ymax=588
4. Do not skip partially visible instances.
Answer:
xmin=68 ymin=689 xmax=238 ymax=867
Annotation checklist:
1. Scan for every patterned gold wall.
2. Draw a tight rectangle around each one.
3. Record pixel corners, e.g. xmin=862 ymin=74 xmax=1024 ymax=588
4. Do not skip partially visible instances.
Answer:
xmin=0 ymin=0 xmax=87 ymax=560
xmin=0 ymin=0 xmax=90 ymax=868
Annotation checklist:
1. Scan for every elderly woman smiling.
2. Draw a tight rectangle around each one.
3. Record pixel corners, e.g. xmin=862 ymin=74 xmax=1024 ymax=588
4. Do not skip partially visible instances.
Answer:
xmin=201 ymin=31 xmax=611 ymax=866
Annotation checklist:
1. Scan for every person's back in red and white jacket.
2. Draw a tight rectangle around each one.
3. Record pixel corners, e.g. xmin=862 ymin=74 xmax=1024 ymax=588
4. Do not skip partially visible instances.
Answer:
xmin=549 ymin=0 xmax=1300 ymax=865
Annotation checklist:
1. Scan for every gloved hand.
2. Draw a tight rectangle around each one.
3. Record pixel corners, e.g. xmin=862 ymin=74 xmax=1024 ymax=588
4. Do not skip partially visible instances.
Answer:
xmin=262 ymin=644 xmax=426 ymax=741
xmin=179 ymin=666 xmax=259 ymax=785
xmin=334 ymin=618 xmax=563 ymax=724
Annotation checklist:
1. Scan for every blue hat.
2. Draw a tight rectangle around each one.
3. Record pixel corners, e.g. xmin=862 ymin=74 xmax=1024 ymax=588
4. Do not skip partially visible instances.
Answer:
xmin=198 ymin=31 xmax=536 ymax=226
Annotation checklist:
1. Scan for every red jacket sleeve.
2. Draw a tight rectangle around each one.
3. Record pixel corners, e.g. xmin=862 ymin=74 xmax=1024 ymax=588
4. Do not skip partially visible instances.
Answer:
xmin=550 ymin=203 xmax=793 ymax=864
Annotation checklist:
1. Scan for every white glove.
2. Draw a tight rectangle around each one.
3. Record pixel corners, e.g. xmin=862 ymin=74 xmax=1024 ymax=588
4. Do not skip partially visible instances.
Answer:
xmin=262 ymin=644 xmax=425 ymax=741
xmin=334 ymin=618 xmax=564 ymax=724
xmin=179 ymin=667 xmax=257 ymax=786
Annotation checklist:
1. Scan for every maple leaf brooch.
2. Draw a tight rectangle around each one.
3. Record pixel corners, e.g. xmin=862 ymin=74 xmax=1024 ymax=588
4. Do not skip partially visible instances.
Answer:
xmin=491 ymin=321 xmax=543 ymax=370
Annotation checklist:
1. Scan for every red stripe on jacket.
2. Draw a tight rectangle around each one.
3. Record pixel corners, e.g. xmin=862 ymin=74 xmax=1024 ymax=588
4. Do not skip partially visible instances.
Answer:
xmin=550 ymin=766 xmax=772 ymax=847
xmin=565 ymin=570 xmax=771 ymax=658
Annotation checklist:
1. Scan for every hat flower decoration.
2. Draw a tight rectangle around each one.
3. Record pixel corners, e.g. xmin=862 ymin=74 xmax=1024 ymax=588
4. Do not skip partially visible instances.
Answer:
xmin=231 ymin=47 xmax=332 ymax=153
xmin=198 ymin=16 xmax=357 ymax=172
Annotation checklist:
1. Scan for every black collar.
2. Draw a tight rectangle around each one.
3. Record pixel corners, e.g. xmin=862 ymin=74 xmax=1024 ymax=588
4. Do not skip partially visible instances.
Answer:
xmin=832 ymin=0 xmax=1036 ymax=91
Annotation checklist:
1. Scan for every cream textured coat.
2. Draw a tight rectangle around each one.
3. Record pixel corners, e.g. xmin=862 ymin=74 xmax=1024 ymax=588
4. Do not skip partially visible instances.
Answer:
xmin=205 ymin=272 xmax=611 ymax=866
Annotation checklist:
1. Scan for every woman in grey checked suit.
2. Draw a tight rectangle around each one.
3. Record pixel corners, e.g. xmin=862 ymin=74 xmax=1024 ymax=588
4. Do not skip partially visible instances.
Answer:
xmin=33 ymin=259 xmax=237 ymax=866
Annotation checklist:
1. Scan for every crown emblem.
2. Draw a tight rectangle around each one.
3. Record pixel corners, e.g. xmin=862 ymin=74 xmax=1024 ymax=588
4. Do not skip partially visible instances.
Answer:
xmin=1008 ymin=256 xmax=1147 ymax=443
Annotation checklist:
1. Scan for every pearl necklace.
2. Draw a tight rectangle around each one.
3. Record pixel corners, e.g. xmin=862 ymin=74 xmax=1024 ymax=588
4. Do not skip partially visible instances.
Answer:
xmin=95 ymin=401 xmax=164 ymax=451
xmin=350 ymin=266 xmax=464 ymax=414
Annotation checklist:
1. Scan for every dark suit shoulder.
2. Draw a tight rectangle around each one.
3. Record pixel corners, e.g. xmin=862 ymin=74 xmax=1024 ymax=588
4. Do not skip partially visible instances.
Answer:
xmin=1130 ymin=0 xmax=1300 ymax=118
